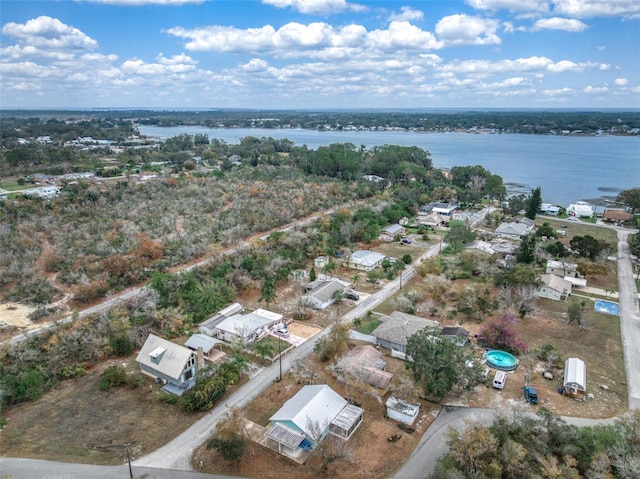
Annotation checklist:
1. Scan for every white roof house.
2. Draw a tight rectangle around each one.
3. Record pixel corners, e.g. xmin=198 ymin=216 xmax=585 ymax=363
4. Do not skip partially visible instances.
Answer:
xmin=136 ymin=334 xmax=197 ymax=395
xmin=301 ymin=278 xmax=350 ymax=310
xmin=198 ymin=302 xmax=244 ymax=336
xmin=346 ymin=250 xmax=387 ymax=271
xmin=266 ymin=385 xmax=363 ymax=456
xmin=567 ymin=201 xmax=594 ymax=218
xmin=214 ymin=308 xmax=283 ymax=343
xmin=495 ymin=220 xmax=534 ymax=239
xmin=563 ymin=358 xmax=587 ymax=399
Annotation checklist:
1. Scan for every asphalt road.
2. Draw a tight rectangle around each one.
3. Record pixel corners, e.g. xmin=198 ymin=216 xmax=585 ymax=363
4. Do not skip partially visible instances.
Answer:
xmin=615 ymin=229 xmax=640 ymax=410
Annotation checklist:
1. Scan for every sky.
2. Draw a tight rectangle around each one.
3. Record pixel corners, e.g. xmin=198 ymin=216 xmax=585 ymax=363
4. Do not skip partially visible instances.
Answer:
xmin=1 ymin=0 xmax=639 ymax=109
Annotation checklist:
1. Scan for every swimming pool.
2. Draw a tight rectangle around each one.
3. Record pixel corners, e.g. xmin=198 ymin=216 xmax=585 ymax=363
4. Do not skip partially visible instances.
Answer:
xmin=485 ymin=350 xmax=519 ymax=371
xmin=594 ymin=299 xmax=619 ymax=316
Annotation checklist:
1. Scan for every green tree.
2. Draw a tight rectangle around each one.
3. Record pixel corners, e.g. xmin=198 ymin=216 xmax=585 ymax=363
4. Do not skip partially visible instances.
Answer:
xmin=259 ymin=276 xmax=277 ymax=304
xmin=568 ymin=301 xmax=584 ymax=328
xmin=515 ymin=234 xmax=537 ymax=264
xmin=616 ymin=188 xmax=640 ymax=214
xmin=455 ymin=285 xmax=499 ymax=322
xmin=570 ymin=235 xmax=603 ymax=260
xmin=253 ymin=341 xmax=274 ymax=361
xmin=445 ymin=221 xmax=476 ymax=252
xmin=536 ymin=222 xmax=557 ymax=238
xmin=526 ymin=186 xmax=542 ymax=220
xmin=406 ymin=327 xmax=479 ymax=402
xmin=309 ymin=267 xmax=317 ymax=282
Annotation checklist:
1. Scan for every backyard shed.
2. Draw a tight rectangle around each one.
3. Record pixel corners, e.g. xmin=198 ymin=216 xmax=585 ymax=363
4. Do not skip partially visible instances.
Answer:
xmin=563 ymin=357 xmax=587 ymax=400
xmin=336 ymin=344 xmax=394 ymax=390
xmin=385 ymin=396 xmax=420 ymax=426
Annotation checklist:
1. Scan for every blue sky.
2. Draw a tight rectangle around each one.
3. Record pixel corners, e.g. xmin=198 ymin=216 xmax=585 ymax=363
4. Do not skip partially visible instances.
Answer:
xmin=1 ymin=0 xmax=639 ymax=109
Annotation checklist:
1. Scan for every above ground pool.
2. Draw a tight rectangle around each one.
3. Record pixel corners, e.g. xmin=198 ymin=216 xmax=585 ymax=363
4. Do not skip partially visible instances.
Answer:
xmin=485 ymin=350 xmax=519 ymax=371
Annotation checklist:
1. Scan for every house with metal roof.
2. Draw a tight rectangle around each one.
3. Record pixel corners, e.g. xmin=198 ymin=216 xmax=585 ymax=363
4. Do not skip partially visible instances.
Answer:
xmin=345 ymin=250 xmax=387 ymax=271
xmin=563 ymin=357 xmax=587 ymax=400
xmin=136 ymin=334 xmax=197 ymax=396
xmin=371 ymin=311 xmax=439 ymax=353
xmin=214 ymin=308 xmax=283 ymax=344
xmin=265 ymin=385 xmax=363 ymax=457
xmin=379 ymin=223 xmax=406 ymax=242
xmin=199 ymin=302 xmax=244 ymax=336
xmin=301 ymin=278 xmax=351 ymax=310
xmin=184 ymin=333 xmax=225 ymax=363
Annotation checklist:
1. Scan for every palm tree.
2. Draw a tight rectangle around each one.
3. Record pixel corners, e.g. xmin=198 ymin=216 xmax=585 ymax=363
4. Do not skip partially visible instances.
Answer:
xmin=350 ymin=273 xmax=361 ymax=288
xmin=253 ymin=341 xmax=274 ymax=362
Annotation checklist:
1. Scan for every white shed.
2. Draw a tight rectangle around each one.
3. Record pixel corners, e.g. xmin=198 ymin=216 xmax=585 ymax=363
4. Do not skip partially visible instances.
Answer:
xmin=386 ymin=396 xmax=420 ymax=425
xmin=563 ymin=357 xmax=587 ymax=400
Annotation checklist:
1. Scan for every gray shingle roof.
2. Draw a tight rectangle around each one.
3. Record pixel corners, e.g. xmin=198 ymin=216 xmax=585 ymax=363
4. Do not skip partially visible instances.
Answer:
xmin=136 ymin=334 xmax=194 ymax=381
xmin=371 ymin=311 xmax=439 ymax=346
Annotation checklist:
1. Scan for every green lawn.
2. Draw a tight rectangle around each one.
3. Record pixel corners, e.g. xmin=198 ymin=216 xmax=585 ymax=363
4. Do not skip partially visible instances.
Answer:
xmin=355 ymin=318 xmax=382 ymax=334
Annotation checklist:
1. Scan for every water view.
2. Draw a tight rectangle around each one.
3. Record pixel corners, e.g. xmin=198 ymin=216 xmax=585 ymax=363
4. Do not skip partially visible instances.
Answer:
xmin=138 ymin=125 xmax=639 ymax=207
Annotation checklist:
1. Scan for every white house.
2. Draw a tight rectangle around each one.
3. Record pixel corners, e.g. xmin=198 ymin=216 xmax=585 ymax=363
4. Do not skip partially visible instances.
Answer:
xmin=214 ymin=308 xmax=283 ymax=344
xmin=546 ymin=260 xmax=587 ymax=288
xmin=301 ymin=278 xmax=351 ymax=310
xmin=199 ymin=302 xmax=244 ymax=336
xmin=567 ymin=201 xmax=594 ymax=218
xmin=540 ymin=203 xmax=561 ymax=215
xmin=536 ymin=274 xmax=572 ymax=301
xmin=345 ymin=250 xmax=387 ymax=271
xmin=422 ymin=202 xmax=458 ymax=216
xmin=136 ymin=334 xmax=197 ymax=396
xmin=265 ymin=385 xmax=363 ymax=457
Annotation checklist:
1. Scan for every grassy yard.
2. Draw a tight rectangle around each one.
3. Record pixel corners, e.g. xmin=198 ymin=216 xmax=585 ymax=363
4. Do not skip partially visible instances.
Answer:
xmin=354 ymin=317 xmax=382 ymax=334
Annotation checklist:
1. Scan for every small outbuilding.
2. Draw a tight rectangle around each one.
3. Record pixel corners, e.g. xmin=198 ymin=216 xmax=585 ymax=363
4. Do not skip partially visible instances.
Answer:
xmin=563 ymin=357 xmax=587 ymax=400
xmin=385 ymin=396 xmax=420 ymax=426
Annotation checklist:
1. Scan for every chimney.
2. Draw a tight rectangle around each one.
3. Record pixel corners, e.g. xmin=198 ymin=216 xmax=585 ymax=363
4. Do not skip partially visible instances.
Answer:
xmin=196 ymin=347 xmax=205 ymax=372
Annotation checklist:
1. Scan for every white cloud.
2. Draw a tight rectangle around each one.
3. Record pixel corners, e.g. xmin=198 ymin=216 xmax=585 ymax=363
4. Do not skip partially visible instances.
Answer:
xmin=596 ymin=45 xmax=606 ymax=50
xmin=584 ymin=85 xmax=609 ymax=93
xmin=167 ymin=21 xmax=441 ymax=57
xmin=466 ymin=0 xmax=550 ymax=12
xmin=614 ymin=78 xmax=629 ymax=86
xmin=83 ymin=0 xmax=204 ymax=4
xmin=389 ymin=6 xmax=424 ymax=22
xmin=2 ymin=16 xmax=98 ymax=50
xmin=533 ymin=17 xmax=588 ymax=31
xmin=261 ymin=0 xmax=355 ymax=15
xmin=442 ymin=56 xmax=606 ymax=76
xmin=543 ymin=87 xmax=574 ymax=96
xmin=553 ymin=0 xmax=640 ymax=19
xmin=435 ymin=14 xmax=501 ymax=46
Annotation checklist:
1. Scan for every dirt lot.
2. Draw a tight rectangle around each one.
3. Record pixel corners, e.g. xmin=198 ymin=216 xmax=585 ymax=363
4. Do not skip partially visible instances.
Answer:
xmin=193 ymin=354 xmax=439 ymax=479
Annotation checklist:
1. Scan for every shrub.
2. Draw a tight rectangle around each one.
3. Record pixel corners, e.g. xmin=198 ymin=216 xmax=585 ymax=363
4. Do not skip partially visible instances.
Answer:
xmin=206 ymin=437 xmax=246 ymax=462
xmin=109 ymin=334 xmax=134 ymax=357
xmin=99 ymin=365 xmax=127 ymax=390
xmin=157 ymin=391 xmax=179 ymax=404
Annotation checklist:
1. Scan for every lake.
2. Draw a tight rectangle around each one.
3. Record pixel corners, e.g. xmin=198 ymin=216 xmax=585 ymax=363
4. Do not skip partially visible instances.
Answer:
xmin=137 ymin=125 xmax=640 ymax=207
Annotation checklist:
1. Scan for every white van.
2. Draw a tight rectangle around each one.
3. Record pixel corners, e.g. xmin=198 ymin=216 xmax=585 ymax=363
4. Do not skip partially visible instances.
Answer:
xmin=493 ymin=371 xmax=507 ymax=390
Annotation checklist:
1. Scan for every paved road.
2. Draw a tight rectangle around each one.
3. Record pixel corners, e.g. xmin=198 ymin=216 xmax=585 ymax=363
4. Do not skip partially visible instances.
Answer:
xmin=615 ymin=229 xmax=640 ymax=410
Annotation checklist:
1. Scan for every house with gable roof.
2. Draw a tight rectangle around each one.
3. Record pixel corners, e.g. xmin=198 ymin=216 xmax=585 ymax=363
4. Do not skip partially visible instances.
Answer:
xmin=265 ymin=385 xmax=363 ymax=457
xmin=301 ymin=277 xmax=351 ymax=310
xmin=536 ymin=273 xmax=572 ymax=301
xmin=371 ymin=311 xmax=439 ymax=353
xmin=345 ymin=250 xmax=387 ymax=271
xmin=136 ymin=334 xmax=197 ymax=396
xmin=379 ymin=224 xmax=406 ymax=242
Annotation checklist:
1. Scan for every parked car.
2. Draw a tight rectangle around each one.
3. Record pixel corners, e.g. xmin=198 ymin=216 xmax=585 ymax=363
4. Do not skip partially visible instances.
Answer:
xmin=276 ymin=328 xmax=290 ymax=338
xmin=493 ymin=371 xmax=507 ymax=390
xmin=345 ymin=291 xmax=359 ymax=301
xmin=525 ymin=386 xmax=539 ymax=404
xmin=401 ymin=238 xmax=412 ymax=245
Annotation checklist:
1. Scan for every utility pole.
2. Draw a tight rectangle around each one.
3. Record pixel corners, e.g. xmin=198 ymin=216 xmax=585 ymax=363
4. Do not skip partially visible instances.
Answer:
xmin=125 ymin=443 xmax=133 ymax=479
xmin=278 ymin=335 xmax=282 ymax=381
